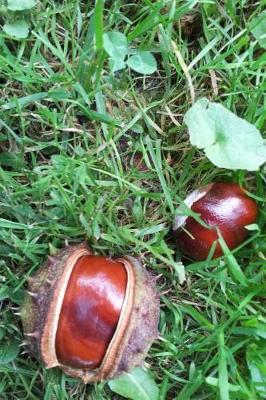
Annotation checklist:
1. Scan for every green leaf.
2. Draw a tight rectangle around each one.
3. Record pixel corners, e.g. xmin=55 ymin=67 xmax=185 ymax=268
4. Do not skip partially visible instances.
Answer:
xmin=0 ymin=339 xmax=20 ymax=364
xmin=10 ymin=289 xmax=25 ymax=305
xmin=184 ymin=98 xmax=216 ymax=148
xmin=0 ymin=152 xmax=25 ymax=170
xmin=0 ymin=218 xmax=32 ymax=230
xmin=103 ymin=31 xmax=128 ymax=62
xmin=108 ymin=367 xmax=159 ymax=400
xmin=250 ymin=12 xmax=266 ymax=49
xmin=7 ymin=0 xmax=36 ymax=10
xmin=110 ymin=58 xmax=126 ymax=73
xmin=3 ymin=20 xmax=29 ymax=39
xmin=0 ymin=286 xmax=10 ymax=301
xmin=184 ymin=98 xmax=266 ymax=171
xmin=247 ymin=342 xmax=266 ymax=398
xmin=127 ymin=51 xmax=157 ymax=75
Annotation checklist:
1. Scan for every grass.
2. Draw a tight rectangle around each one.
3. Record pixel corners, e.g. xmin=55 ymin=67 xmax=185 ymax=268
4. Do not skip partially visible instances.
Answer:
xmin=0 ymin=0 xmax=265 ymax=399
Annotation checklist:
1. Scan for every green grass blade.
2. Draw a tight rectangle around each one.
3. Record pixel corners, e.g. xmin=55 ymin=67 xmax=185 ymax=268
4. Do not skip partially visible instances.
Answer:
xmin=94 ymin=0 xmax=104 ymax=50
xmin=218 ymin=331 xmax=230 ymax=400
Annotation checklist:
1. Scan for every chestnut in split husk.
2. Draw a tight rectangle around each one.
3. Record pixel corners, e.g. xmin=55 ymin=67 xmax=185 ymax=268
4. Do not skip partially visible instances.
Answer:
xmin=173 ymin=182 xmax=258 ymax=261
xmin=21 ymin=243 xmax=160 ymax=383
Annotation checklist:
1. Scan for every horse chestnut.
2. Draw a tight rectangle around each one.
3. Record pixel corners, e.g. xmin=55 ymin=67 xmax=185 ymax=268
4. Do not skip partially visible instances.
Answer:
xmin=21 ymin=243 xmax=159 ymax=383
xmin=173 ymin=182 xmax=258 ymax=260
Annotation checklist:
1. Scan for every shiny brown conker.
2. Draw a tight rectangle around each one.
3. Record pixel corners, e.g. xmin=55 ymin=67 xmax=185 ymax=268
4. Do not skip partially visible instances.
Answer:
xmin=21 ymin=243 xmax=159 ymax=383
xmin=173 ymin=182 xmax=258 ymax=260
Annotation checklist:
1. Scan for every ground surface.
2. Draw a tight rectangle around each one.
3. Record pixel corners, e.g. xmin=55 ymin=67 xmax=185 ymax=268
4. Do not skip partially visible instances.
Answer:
xmin=0 ymin=1 xmax=266 ymax=399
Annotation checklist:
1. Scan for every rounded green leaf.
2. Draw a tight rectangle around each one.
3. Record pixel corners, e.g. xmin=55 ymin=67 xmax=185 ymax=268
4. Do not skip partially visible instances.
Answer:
xmin=3 ymin=20 xmax=29 ymax=39
xmin=184 ymin=98 xmax=216 ymax=149
xmin=110 ymin=58 xmax=126 ymax=73
xmin=250 ymin=12 xmax=266 ymax=49
xmin=7 ymin=0 xmax=36 ymax=11
xmin=108 ymin=367 xmax=159 ymax=400
xmin=184 ymin=98 xmax=266 ymax=171
xmin=127 ymin=51 xmax=157 ymax=75
xmin=103 ymin=31 xmax=128 ymax=61
xmin=0 ymin=339 xmax=20 ymax=364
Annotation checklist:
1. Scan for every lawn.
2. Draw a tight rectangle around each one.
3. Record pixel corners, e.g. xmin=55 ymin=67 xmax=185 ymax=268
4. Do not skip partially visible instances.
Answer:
xmin=0 ymin=1 xmax=266 ymax=399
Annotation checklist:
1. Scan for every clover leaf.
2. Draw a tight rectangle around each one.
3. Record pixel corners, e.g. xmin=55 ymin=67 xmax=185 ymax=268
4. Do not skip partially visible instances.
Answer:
xmin=127 ymin=51 xmax=157 ymax=75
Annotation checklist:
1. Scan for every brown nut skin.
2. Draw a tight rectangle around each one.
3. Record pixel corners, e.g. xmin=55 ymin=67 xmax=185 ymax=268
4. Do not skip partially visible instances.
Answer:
xmin=21 ymin=243 xmax=160 ymax=383
xmin=173 ymin=183 xmax=258 ymax=261
xmin=55 ymin=254 xmax=128 ymax=370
